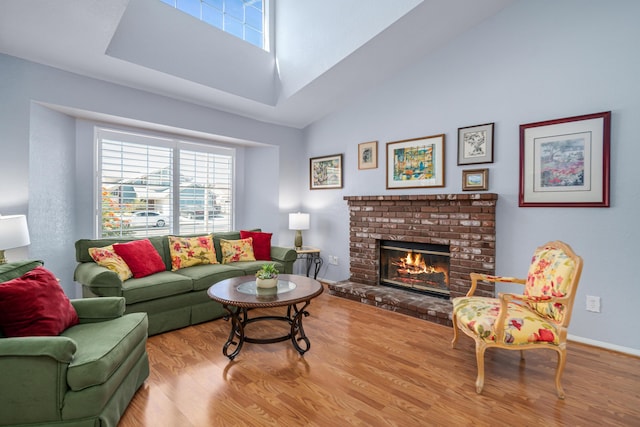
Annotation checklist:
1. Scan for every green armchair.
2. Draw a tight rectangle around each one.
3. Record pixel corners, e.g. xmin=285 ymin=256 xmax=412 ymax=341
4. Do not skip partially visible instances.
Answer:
xmin=0 ymin=287 xmax=149 ymax=426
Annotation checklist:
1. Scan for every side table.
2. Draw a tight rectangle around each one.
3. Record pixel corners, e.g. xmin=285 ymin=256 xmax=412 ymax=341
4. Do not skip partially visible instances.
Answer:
xmin=294 ymin=246 xmax=323 ymax=279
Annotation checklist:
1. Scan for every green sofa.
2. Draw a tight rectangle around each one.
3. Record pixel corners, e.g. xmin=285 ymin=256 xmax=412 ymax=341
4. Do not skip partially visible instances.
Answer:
xmin=0 ymin=261 xmax=149 ymax=427
xmin=74 ymin=231 xmax=297 ymax=336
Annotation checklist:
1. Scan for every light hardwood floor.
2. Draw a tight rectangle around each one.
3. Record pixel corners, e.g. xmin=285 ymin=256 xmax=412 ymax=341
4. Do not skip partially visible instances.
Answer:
xmin=119 ymin=286 xmax=640 ymax=426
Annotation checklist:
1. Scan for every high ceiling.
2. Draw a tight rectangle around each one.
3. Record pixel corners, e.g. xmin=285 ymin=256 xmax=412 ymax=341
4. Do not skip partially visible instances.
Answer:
xmin=0 ymin=0 xmax=514 ymax=129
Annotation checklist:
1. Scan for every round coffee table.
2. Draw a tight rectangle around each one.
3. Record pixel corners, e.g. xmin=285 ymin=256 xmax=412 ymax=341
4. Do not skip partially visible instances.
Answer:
xmin=207 ymin=274 xmax=324 ymax=360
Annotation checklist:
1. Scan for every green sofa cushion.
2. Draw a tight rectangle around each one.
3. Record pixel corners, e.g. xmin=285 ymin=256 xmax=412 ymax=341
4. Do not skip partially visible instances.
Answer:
xmin=122 ymin=271 xmax=193 ymax=304
xmin=62 ymin=312 xmax=148 ymax=391
xmin=173 ymin=263 xmax=247 ymax=291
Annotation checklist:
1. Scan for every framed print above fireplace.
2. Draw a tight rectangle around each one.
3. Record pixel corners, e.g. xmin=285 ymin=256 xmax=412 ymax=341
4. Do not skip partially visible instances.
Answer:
xmin=519 ymin=111 xmax=611 ymax=207
xmin=386 ymin=134 xmax=445 ymax=189
xmin=310 ymin=153 xmax=343 ymax=189
xmin=458 ymin=122 xmax=494 ymax=165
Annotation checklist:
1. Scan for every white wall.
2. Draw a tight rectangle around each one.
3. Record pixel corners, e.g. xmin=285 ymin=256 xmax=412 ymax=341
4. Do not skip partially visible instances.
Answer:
xmin=0 ymin=53 xmax=303 ymax=297
xmin=302 ymin=0 xmax=640 ymax=353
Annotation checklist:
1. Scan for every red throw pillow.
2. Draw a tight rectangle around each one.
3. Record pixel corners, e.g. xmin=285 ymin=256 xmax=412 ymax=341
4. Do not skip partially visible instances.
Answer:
xmin=113 ymin=239 xmax=166 ymax=278
xmin=240 ymin=230 xmax=272 ymax=261
xmin=0 ymin=266 xmax=79 ymax=337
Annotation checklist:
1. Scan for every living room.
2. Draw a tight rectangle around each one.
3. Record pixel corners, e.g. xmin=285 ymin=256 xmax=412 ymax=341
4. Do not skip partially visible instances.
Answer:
xmin=0 ymin=0 xmax=638 ymax=423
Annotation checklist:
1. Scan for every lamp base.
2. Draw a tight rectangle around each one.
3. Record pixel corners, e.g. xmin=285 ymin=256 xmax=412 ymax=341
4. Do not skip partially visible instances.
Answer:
xmin=0 ymin=249 xmax=6 ymax=264
xmin=294 ymin=230 xmax=303 ymax=249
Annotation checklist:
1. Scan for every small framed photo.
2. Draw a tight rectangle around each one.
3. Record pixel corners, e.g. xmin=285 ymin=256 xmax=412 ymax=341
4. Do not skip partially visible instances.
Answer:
xmin=386 ymin=134 xmax=445 ymax=189
xmin=310 ymin=154 xmax=343 ymax=190
xmin=519 ymin=111 xmax=611 ymax=207
xmin=458 ymin=122 xmax=494 ymax=165
xmin=358 ymin=141 xmax=378 ymax=170
xmin=462 ymin=169 xmax=489 ymax=191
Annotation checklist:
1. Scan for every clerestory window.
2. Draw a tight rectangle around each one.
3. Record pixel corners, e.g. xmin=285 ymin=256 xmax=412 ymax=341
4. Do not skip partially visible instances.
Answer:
xmin=97 ymin=128 xmax=234 ymax=238
xmin=159 ymin=0 xmax=265 ymax=49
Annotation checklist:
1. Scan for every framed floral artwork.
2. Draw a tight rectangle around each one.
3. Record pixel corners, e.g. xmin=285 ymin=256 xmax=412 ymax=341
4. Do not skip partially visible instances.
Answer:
xmin=310 ymin=154 xmax=343 ymax=189
xmin=458 ymin=122 xmax=494 ymax=165
xmin=386 ymin=134 xmax=445 ymax=189
xmin=358 ymin=141 xmax=378 ymax=170
xmin=519 ymin=111 xmax=611 ymax=207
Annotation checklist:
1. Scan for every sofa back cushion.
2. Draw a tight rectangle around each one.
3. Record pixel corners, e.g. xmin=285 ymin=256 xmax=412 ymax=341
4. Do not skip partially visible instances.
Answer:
xmin=0 ymin=259 xmax=43 ymax=282
xmin=0 ymin=266 xmax=79 ymax=337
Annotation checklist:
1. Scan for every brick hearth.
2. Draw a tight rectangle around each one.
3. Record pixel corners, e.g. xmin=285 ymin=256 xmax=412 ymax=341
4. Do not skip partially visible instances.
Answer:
xmin=328 ymin=193 xmax=497 ymax=326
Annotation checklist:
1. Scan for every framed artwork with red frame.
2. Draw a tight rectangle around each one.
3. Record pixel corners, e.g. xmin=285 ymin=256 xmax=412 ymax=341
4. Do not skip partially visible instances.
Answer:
xmin=519 ymin=111 xmax=611 ymax=207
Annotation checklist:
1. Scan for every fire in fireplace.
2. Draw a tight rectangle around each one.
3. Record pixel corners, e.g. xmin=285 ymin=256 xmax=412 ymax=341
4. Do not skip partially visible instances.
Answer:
xmin=379 ymin=240 xmax=450 ymax=298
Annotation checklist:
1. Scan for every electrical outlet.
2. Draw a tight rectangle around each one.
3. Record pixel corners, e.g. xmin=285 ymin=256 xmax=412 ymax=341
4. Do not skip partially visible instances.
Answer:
xmin=586 ymin=295 xmax=601 ymax=313
xmin=328 ymin=255 xmax=338 ymax=265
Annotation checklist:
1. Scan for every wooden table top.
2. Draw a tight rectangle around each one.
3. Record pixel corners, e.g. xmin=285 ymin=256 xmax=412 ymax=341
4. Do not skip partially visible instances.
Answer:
xmin=207 ymin=274 xmax=324 ymax=308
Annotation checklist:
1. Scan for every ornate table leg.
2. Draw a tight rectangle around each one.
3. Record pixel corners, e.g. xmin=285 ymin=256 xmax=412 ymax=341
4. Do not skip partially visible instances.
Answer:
xmin=290 ymin=301 xmax=311 ymax=355
xmin=222 ymin=305 xmax=245 ymax=360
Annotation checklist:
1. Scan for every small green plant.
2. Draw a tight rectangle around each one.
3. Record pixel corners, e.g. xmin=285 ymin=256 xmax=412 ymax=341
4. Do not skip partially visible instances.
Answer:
xmin=256 ymin=263 xmax=279 ymax=279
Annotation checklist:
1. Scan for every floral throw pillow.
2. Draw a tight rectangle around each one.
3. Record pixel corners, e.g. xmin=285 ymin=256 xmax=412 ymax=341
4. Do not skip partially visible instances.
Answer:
xmin=168 ymin=235 xmax=218 ymax=271
xmin=88 ymin=245 xmax=133 ymax=282
xmin=220 ymin=238 xmax=256 ymax=264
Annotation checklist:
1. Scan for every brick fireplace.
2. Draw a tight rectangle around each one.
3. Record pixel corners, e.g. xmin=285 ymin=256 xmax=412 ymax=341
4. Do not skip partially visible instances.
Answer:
xmin=328 ymin=193 xmax=497 ymax=326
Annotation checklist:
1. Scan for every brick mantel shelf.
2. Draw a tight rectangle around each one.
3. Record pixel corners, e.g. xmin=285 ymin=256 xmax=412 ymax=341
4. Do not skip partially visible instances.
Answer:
xmin=329 ymin=193 xmax=498 ymax=326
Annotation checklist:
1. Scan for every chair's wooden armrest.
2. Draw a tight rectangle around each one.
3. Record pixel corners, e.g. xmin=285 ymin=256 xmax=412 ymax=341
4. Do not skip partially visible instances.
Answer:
xmin=467 ymin=273 xmax=526 ymax=296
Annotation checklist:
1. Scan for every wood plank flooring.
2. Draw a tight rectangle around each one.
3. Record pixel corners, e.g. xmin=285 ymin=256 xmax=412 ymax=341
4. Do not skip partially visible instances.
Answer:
xmin=119 ymin=285 xmax=640 ymax=426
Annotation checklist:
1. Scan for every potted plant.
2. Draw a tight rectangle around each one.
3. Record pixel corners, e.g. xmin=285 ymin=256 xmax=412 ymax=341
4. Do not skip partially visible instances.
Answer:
xmin=255 ymin=263 xmax=279 ymax=288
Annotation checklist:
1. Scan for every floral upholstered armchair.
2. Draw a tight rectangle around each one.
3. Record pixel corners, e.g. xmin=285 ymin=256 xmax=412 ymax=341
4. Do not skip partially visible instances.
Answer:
xmin=451 ymin=241 xmax=583 ymax=399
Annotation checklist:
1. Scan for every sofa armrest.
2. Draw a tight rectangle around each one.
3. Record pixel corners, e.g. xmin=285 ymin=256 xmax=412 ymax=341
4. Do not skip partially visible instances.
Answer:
xmin=71 ymin=297 xmax=126 ymax=323
xmin=270 ymin=246 xmax=297 ymax=263
xmin=270 ymin=246 xmax=298 ymax=274
xmin=74 ymin=262 xmax=123 ymax=297
xmin=0 ymin=336 xmax=77 ymax=424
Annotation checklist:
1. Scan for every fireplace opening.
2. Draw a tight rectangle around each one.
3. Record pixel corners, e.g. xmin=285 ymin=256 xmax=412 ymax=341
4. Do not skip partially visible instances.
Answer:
xmin=379 ymin=240 xmax=450 ymax=299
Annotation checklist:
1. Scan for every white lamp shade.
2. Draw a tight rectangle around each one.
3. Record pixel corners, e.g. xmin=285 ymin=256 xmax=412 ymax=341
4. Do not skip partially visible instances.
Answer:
xmin=0 ymin=215 xmax=31 ymax=250
xmin=289 ymin=212 xmax=310 ymax=230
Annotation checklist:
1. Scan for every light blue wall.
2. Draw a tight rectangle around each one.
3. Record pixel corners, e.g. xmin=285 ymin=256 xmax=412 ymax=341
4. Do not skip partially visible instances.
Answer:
xmin=0 ymin=54 xmax=303 ymax=297
xmin=302 ymin=0 xmax=640 ymax=352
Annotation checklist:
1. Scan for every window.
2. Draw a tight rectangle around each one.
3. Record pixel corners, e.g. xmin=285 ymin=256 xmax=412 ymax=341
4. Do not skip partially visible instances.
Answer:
xmin=97 ymin=128 xmax=233 ymax=238
xmin=160 ymin=0 xmax=265 ymax=49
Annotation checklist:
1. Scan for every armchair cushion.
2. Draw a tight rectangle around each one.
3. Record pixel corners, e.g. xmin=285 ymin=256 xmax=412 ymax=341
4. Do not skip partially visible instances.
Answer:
xmin=0 ymin=266 xmax=79 ymax=337
xmin=61 ymin=311 xmax=148 ymax=391
xmin=452 ymin=296 xmax=560 ymax=345
xmin=525 ymin=245 xmax=578 ymax=321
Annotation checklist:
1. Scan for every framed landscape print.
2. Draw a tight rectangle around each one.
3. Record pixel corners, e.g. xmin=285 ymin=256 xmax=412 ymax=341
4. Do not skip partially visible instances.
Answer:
xmin=310 ymin=154 xmax=343 ymax=189
xmin=519 ymin=111 xmax=611 ymax=207
xmin=358 ymin=141 xmax=378 ymax=170
xmin=386 ymin=134 xmax=445 ymax=189
xmin=458 ymin=122 xmax=494 ymax=165
xmin=462 ymin=168 xmax=489 ymax=191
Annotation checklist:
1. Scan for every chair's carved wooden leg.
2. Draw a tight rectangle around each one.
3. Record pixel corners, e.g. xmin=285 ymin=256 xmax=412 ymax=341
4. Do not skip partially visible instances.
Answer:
xmin=475 ymin=340 xmax=487 ymax=394
xmin=555 ymin=348 xmax=567 ymax=399
xmin=451 ymin=313 xmax=459 ymax=348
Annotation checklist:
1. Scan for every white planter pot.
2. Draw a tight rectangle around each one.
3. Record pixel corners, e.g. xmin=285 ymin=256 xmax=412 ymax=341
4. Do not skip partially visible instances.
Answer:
xmin=256 ymin=277 xmax=278 ymax=288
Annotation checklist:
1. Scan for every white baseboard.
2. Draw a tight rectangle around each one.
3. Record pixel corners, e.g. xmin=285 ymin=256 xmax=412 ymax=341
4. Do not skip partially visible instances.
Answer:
xmin=568 ymin=334 xmax=640 ymax=357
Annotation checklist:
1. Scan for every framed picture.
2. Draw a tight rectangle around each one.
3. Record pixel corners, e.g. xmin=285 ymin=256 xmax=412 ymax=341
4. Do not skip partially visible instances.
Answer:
xmin=310 ymin=154 xmax=343 ymax=189
xmin=458 ymin=122 xmax=494 ymax=165
xmin=462 ymin=169 xmax=489 ymax=191
xmin=386 ymin=134 xmax=445 ymax=189
xmin=519 ymin=111 xmax=611 ymax=207
xmin=358 ymin=141 xmax=378 ymax=170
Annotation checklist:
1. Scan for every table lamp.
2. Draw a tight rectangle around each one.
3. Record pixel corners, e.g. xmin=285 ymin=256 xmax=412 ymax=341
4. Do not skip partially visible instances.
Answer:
xmin=0 ymin=214 xmax=31 ymax=264
xmin=289 ymin=212 xmax=309 ymax=249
